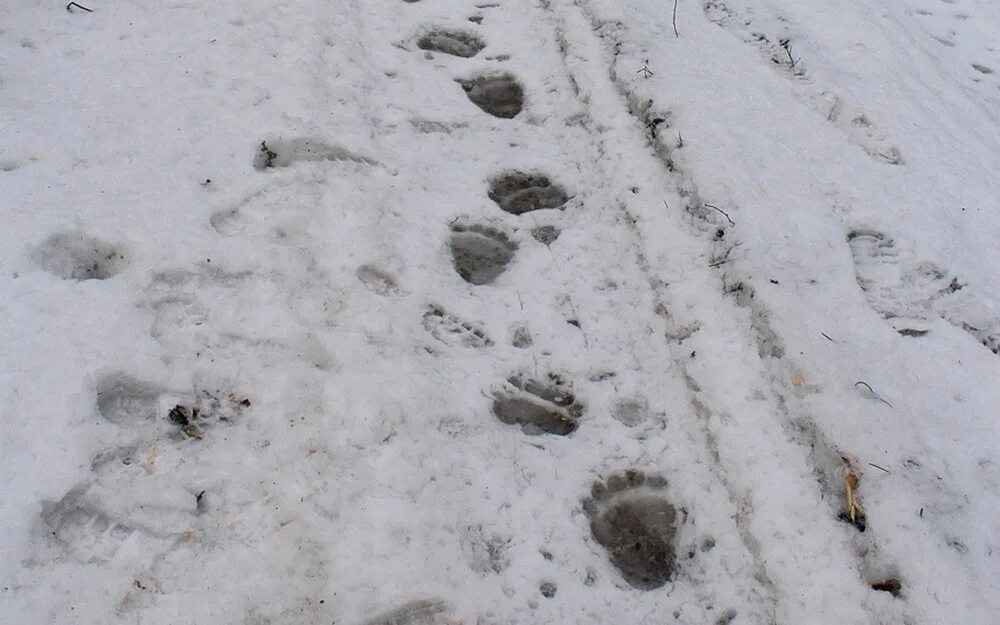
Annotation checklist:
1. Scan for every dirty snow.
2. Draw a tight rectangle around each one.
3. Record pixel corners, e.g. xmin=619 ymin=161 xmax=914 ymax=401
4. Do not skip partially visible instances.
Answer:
xmin=2 ymin=0 xmax=999 ymax=624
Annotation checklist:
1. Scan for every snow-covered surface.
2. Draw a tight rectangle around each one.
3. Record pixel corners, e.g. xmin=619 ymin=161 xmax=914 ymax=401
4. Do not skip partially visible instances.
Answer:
xmin=2 ymin=0 xmax=1000 ymax=623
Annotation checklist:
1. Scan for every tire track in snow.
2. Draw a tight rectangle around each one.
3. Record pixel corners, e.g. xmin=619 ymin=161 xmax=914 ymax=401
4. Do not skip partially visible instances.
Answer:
xmin=541 ymin=0 xmax=907 ymax=623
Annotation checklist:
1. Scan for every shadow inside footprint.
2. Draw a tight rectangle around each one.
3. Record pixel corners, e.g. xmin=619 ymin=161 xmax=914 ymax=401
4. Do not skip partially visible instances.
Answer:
xmin=492 ymin=374 xmax=583 ymax=435
xmin=96 ymin=373 xmax=161 ymax=425
xmin=33 ymin=232 xmax=127 ymax=281
xmin=584 ymin=470 xmax=678 ymax=589
xmin=457 ymin=74 xmax=524 ymax=119
xmin=357 ymin=264 xmax=400 ymax=296
xmin=418 ymin=29 xmax=485 ymax=57
xmin=449 ymin=224 xmax=516 ymax=285
xmin=489 ymin=172 xmax=569 ymax=215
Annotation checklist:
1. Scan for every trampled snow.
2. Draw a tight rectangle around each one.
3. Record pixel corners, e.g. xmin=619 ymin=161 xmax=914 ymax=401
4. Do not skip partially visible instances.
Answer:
xmin=2 ymin=0 xmax=999 ymax=624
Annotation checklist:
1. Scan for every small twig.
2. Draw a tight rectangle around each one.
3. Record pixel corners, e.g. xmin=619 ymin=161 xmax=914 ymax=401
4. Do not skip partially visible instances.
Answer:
xmin=779 ymin=38 xmax=799 ymax=68
xmin=672 ymin=0 xmax=680 ymax=37
xmin=66 ymin=2 xmax=93 ymax=12
xmin=854 ymin=380 xmax=875 ymax=394
xmin=867 ymin=463 xmax=890 ymax=474
xmin=703 ymin=203 xmax=735 ymax=226
xmin=854 ymin=380 xmax=893 ymax=408
xmin=821 ymin=332 xmax=834 ymax=342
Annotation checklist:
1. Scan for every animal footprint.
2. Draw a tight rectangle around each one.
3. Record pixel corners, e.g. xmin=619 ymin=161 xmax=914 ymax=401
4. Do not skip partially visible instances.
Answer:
xmin=449 ymin=223 xmax=517 ymax=285
xmin=488 ymin=171 xmax=570 ymax=215
xmin=531 ymin=225 xmax=560 ymax=245
xmin=418 ymin=29 xmax=486 ymax=58
xmin=849 ymin=229 xmax=957 ymax=319
xmin=423 ymin=305 xmax=493 ymax=348
xmin=848 ymin=228 xmax=1000 ymax=352
xmin=357 ymin=264 xmax=401 ymax=296
xmin=460 ymin=525 xmax=510 ymax=574
xmin=834 ymin=104 xmax=904 ymax=165
xmin=33 ymin=232 xmax=127 ymax=281
xmin=41 ymin=486 xmax=135 ymax=563
xmin=510 ymin=325 xmax=533 ymax=348
xmin=584 ymin=470 xmax=679 ymax=589
xmin=491 ymin=374 xmax=583 ymax=435
xmin=457 ymin=74 xmax=524 ymax=119
xmin=610 ymin=396 xmax=650 ymax=427
xmin=96 ymin=373 xmax=161 ymax=426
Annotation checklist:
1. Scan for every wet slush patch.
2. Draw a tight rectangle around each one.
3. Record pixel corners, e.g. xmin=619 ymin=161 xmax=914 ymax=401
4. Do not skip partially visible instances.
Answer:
xmin=449 ymin=223 xmax=517 ymax=285
xmin=418 ymin=29 xmax=485 ymax=57
xmin=489 ymin=172 xmax=569 ymax=214
xmin=458 ymin=74 xmax=524 ymax=119
xmin=584 ymin=470 xmax=679 ymax=589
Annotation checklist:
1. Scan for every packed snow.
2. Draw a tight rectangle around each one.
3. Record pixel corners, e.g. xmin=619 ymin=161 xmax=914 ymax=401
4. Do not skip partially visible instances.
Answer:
xmin=2 ymin=0 xmax=999 ymax=624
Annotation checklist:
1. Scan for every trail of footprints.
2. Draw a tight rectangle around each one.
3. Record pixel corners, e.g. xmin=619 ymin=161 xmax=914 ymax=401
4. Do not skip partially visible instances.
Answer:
xmin=700 ymin=0 xmax=905 ymax=165
xmin=24 ymin=0 xmax=994 ymax=621
xmin=848 ymin=228 xmax=1000 ymax=352
xmin=405 ymin=0 xmax=681 ymax=599
xmin=41 ymin=371 xmax=250 ymax=564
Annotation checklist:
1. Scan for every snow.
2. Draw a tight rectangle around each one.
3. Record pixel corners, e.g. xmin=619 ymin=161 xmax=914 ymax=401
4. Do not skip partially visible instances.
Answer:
xmin=2 ymin=0 xmax=999 ymax=624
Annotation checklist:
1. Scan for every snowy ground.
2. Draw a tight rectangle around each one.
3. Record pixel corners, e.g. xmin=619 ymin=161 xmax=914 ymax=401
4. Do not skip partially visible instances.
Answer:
xmin=2 ymin=0 xmax=1000 ymax=624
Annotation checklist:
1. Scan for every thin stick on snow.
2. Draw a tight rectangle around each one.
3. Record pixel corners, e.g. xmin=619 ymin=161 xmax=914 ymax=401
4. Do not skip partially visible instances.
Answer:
xmin=672 ymin=0 xmax=680 ymax=37
xmin=66 ymin=2 xmax=93 ymax=12
xmin=854 ymin=380 xmax=876 ymax=394
xmin=704 ymin=203 xmax=735 ymax=226
xmin=854 ymin=380 xmax=893 ymax=408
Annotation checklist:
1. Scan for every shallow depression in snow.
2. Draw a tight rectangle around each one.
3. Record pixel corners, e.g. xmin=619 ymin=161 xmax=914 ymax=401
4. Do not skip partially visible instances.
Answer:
xmin=584 ymin=471 xmax=679 ymax=590
xmin=448 ymin=223 xmax=517 ymax=285
xmin=488 ymin=171 xmax=570 ymax=215
xmin=457 ymin=74 xmax=524 ymax=118
xmin=32 ymin=232 xmax=127 ymax=281
xmin=417 ymin=29 xmax=486 ymax=58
